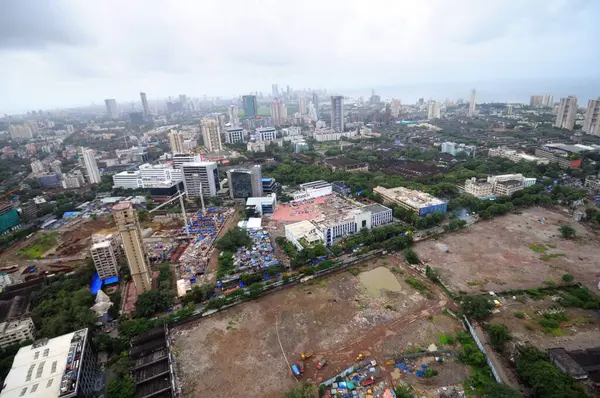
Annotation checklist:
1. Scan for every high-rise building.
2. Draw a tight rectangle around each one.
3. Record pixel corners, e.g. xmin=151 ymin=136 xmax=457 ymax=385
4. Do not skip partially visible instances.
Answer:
xmin=427 ymin=101 xmax=441 ymax=119
xmin=168 ymin=130 xmax=185 ymax=153
xmin=228 ymin=105 xmax=239 ymax=126
xmin=8 ymin=124 xmax=33 ymax=141
xmin=272 ymin=84 xmax=279 ymax=97
xmin=271 ymin=99 xmax=287 ymax=126
xmin=242 ymin=95 xmax=258 ymax=118
xmin=90 ymin=234 xmax=121 ymax=280
xmin=542 ymin=94 xmax=554 ymax=108
xmin=468 ymin=89 xmax=476 ymax=116
xmin=81 ymin=148 xmax=101 ymax=184
xmin=0 ymin=317 xmax=35 ymax=349
xmin=506 ymin=104 xmax=513 ymax=115
xmin=299 ymin=96 xmax=307 ymax=115
xmin=112 ymin=202 xmax=152 ymax=293
xmin=30 ymin=160 xmax=45 ymax=175
xmin=391 ymin=99 xmax=401 ymax=118
xmin=224 ymin=127 xmax=245 ymax=144
xmin=182 ymin=162 xmax=220 ymax=198
xmin=331 ymin=96 xmax=344 ymax=132
xmin=312 ymin=93 xmax=320 ymax=120
xmin=530 ymin=95 xmax=544 ymax=108
xmin=140 ymin=92 xmax=150 ymax=117
xmin=104 ymin=98 xmax=118 ymax=119
xmin=201 ymin=119 xmax=223 ymax=152
xmin=583 ymin=97 xmax=600 ymax=136
xmin=554 ymin=96 xmax=578 ymax=130
xmin=179 ymin=94 xmax=188 ymax=110
xmin=227 ymin=165 xmax=263 ymax=199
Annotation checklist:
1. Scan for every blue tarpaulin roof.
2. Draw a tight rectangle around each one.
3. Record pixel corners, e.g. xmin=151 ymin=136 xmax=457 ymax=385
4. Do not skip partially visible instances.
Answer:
xmin=103 ymin=276 xmax=119 ymax=285
xmin=63 ymin=211 xmax=80 ymax=217
xmin=90 ymin=273 xmax=102 ymax=294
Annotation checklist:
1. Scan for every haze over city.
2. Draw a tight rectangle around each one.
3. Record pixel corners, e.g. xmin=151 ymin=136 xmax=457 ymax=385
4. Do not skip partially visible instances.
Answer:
xmin=1 ymin=0 xmax=600 ymax=113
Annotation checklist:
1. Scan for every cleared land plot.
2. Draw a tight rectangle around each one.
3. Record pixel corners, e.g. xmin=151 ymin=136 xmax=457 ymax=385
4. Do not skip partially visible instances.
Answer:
xmin=17 ymin=232 xmax=59 ymax=259
xmin=414 ymin=207 xmax=600 ymax=293
xmin=171 ymin=261 xmax=464 ymax=397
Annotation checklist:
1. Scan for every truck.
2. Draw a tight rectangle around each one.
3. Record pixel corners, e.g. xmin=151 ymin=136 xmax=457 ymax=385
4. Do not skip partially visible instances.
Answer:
xmin=291 ymin=364 xmax=301 ymax=377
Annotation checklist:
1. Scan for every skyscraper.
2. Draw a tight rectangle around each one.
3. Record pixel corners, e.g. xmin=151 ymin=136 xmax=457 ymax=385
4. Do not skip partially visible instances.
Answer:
xmin=228 ymin=105 xmax=239 ymax=126
xmin=201 ymin=119 xmax=223 ymax=152
xmin=390 ymin=99 xmax=401 ymax=118
xmin=468 ymin=89 xmax=476 ymax=116
xmin=554 ymin=96 xmax=578 ymax=130
xmin=299 ymin=96 xmax=307 ymax=115
xmin=81 ymin=148 xmax=101 ymax=184
xmin=542 ymin=94 xmax=554 ymax=108
xmin=242 ymin=95 xmax=258 ymax=118
xmin=179 ymin=94 xmax=188 ymax=110
xmin=104 ymin=99 xmax=118 ymax=119
xmin=427 ymin=101 xmax=441 ymax=119
xmin=168 ymin=130 xmax=185 ymax=153
xmin=331 ymin=95 xmax=344 ymax=132
xmin=182 ymin=162 xmax=220 ymax=198
xmin=112 ymin=202 xmax=152 ymax=293
xmin=272 ymin=84 xmax=279 ymax=97
xmin=312 ymin=93 xmax=319 ymax=120
xmin=530 ymin=95 xmax=544 ymax=108
xmin=583 ymin=97 xmax=600 ymax=136
xmin=227 ymin=165 xmax=263 ymax=199
xmin=271 ymin=99 xmax=287 ymax=126
xmin=140 ymin=92 xmax=149 ymax=117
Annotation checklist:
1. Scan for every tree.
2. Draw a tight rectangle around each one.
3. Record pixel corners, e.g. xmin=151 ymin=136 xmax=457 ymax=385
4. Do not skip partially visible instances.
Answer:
xmin=134 ymin=290 xmax=173 ymax=318
xmin=559 ymin=225 xmax=576 ymax=239
xmin=403 ymin=248 xmax=420 ymax=264
xmin=106 ymin=375 xmax=135 ymax=398
xmin=285 ymin=383 xmax=315 ymax=398
xmin=561 ymin=273 xmax=574 ymax=282
xmin=484 ymin=383 xmax=521 ymax=398
xmin=487 ymin=323 xmax=511 ymax=350
xmin=461 ymin=295 xmax=494 ymax=319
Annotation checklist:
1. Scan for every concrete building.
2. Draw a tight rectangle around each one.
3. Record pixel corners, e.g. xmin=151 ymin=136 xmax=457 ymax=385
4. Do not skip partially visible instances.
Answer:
xmin=255 ymin=127 xmax=277 ymax=142
xmin=81 ymin=148 xmax=101 ymax=184
xmin=374 ymin=186 xmax=447 ymax=217
xmin=468 ymin=89 xmax=477 ymax=116
xmin=38 ymin=173 xmax=61 ymax=188
xmin=427 ymin=101 xmax=441 ymax=119
xmin=228 ymin=105 xmax=240 ymax=126
xmin=585 ymin=174 xmax=600 ymax=191
xmin=535 ymin=143 xmax=593 ymax=169
xmin=242 ymin=95 xmax=258 ymax=118
xmin=583 ymin=97 xmax=600 ymax=136
xmin=245 ymin=194 xmax=277 ymax=215
xmin=30 ymin=160 xmax=45 ymax=175
xmin=271 ymin=99 xmax=287 ymax=126
xmin=0 ymin=202 xmax=20 ymax=234
xmin=104 ymin=98 xmax=118 ymax=119
xmin=201 ymin=119 xmax=223 ymax=152
xmin=391 ymin=99 xmax=401 ymax=118
xmin=464 ymin=178 xmax=493 ymax=198
xmin=112 ymin=170 xmax=141 ymax=190
xmin=506 ymin=104 xmax=513 ymax=115
xmin=224 ymin=127 xmax=245 ymax=144
xmin=138 ymin=163 xmax=182 ymax=185
xmin=530 ymin=95 xmax=544 ymax=108
xmin=0 ymin=318 xmax=35 ymax=349
xmin=292 ymin=180 xmax=332 ymax=201
xmin=299 ymin=96 xmax=307 ymax=115
xmin=170 ymin=153 xmax=202 ymax=169
xmin=331 ymin=96 xmax=344 ymax=132
xmin=227 ymin=166 xmax=263 ymax=199
xmin=555 ymin=96 xmax=578 ymax=130
xmin=441 ymin=142 xmax=474 ymax=157
xmin=90 ymin=234 xmax=121 ymax=280
xmin=182 ymin=162 xmax=219 ymax=198
xmin=312 ymin=92 xmax=320 ymax=120
xmin=168 ymin=130 xmax=185 ymax=153
xmin=8 ymin=124 xmax=33 ymax=141
xmin=140 ymin=92 xmax=149 ymax=117
xmin=543 ymin=94 xmax=554 ymax=108
xmin=488 ymin=147 xmax=549 ymax=164
xmin=485 ymin=174 xmax=535 ymax=196
xmin=112 ymin=202 xmax=151 ymax=293
xmin=0 ymin=329 xmax=96 ymax=398
xmin=61 ymin=173 xmax=85 ymax=189
xmin=323 ymin=157 xmax=369 ymax=172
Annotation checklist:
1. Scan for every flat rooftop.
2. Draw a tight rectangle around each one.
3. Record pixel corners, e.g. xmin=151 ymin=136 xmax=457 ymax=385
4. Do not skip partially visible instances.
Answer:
xmin=323 ymin=157 xmax=365 ymax=167
xmin=496 ymin=179 xmax=523 ymax=186
xmin=299 ymin=180 xmax=331 ymax=190
xmin=542 ymin=143 xmax=595 ymax=154
xmin=374 ymin=186 xmax=445 ymax=208
xmin=112 ymin=201 xmax=132 ymax=211
xmin=363 ymin=203 xmax=392 ymax=215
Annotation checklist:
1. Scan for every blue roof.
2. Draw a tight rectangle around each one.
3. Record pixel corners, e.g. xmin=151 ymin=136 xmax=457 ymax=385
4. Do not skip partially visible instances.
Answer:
xmin=262 ymin=178 xmax=273 ymax=182
xmin=90 ymin=273 xmax=102 ymax=295
xmin=103 ymin=276 xmax=119 ymax=285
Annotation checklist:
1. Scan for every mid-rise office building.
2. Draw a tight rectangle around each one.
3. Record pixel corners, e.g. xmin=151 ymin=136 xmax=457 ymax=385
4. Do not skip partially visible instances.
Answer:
xmin=104 ymin=98 xmax=118 ymax=119
xmin=170 ymin=153 xmax=202 ymax=169
xmin=374 ymin=186 xmax=447 ymax=217
xmin=427 ymin=101 xmax=441 ymax=119
xmin=554 ymin=96 xmax=578 ymax=130
xmin=201 ymin=119 xmax=223 ymax=152
xmin=242 ymin=95 xmax=258 ymax=118
xmin=90 ymin=234 xmax=121 ymax=280
xmin=168 ymin=130 xmax=185 ymax=153
xmin=0 ymin=329 xmax=96 ymax=398
xmin=227 ymin=165 xmax=263 ymax=199
xmin=224 ymin=127 xmax=245 ymax=144
xmin=182 ymin=162 xmax=220 ymax=198
xmin=583 ymin=97 xmax=600 ymax=136
xmin=331 ymin=96 xmax=344 ymax=132
xmin=255 ymin=127 xmax=277 ymax=142
xmin=112 ymin=202 xmax=152 ymax=293
xmin=61 ymin=172 xmax=85 ymax=189
xmin=0 ymin=318 xmax=35 ymax=349
xmin=292 ymin=180 xmax=332 ymax=201
xmin=81 ymin=148 xmax=101 ymax=184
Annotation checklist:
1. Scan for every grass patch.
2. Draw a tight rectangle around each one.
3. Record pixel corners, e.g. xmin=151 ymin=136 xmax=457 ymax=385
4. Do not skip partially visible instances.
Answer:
xmin=467 ymin=281 xmax=480 ymax=286
xmin=547 ymin=244 xmax=557 ymax=249
xmin=544 ymin=280 xmax=556 ymax=287
xmin=347 ymin=268 xmax=360 ymax=277
xmin=529 ymin=243 xmax=547 ymax=253
xmin=539 ymin=253 xmax=566 ymax=261
xmin=405 ymin=278 xmax=427 ymax=292
xmin=17 ymin=232 xmax=59 ymax=259
xmin=525 ymin=323 xmax=535 ymax=331
xmin=550 ymin=328 xmax=565 ymax=337
xmin=318 ymin=280 xmax=328 ymax=287
xmin=515 ymin=311 xmax=525 ymax=319
xmin=391 ymin=267 xmax=404 ymax=275
xmin=439 ymin=333 xmax=455 ymax=345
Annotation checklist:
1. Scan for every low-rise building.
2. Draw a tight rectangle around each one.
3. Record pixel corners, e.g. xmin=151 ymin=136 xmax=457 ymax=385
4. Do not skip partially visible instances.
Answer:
xmin=292 ymin=180 xmax=332 ymax=201
xmin=245 ymin=194 xmax=277 ymax=215
xmin=323 ymin=157 xmax=369 ymax=172
xmin=585 ymin=175 xmax=600 ymax=191
xmin=332 ymin=181 xmax=351 ymax=196
xmin=374 ymin=186 xmax=447 ymax=217
xmin=441 ymin=142 xmax=474 ymax=157
xmin=488 ymin=147 xmax=549 ymax=165
xmin=464 ymin=178 xmax=493 ymax=197
xmin=0 ymin=317 xmax=35 ymax=349
xmin=535 ymin=143 xmax=596 ymax=169
xmin=38 ymin=173 xmax=61 ymax=188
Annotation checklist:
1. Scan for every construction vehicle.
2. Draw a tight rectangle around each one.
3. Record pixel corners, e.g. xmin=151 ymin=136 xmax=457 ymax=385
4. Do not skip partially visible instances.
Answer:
xmin=300 ymin=353 xmax=313 ymax=360
xmin=316 ymin=360 xmax=327 ymax=370
xmin=356 ymin=353 xmax=365 ymax=362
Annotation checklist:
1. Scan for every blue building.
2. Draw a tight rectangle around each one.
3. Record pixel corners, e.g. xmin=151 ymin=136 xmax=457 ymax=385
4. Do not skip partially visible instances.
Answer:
xmin=0 ymin=202 xmax=20 ymax=234
xmin=242 ymin=95 xmax=258 ymax=118
xmin=38 ymin=173 xmax=62 ymax=188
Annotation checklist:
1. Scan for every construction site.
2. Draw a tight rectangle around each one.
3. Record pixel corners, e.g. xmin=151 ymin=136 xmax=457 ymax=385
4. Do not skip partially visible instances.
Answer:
xmin=170 ymin=257 xmax=469 ymax=397
xmin=414 ymin=207 xmax=600 ymax=293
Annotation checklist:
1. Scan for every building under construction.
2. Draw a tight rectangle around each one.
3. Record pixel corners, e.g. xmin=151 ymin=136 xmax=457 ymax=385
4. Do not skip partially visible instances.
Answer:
xmin=131 ymin=326 xmax=177 ymax=398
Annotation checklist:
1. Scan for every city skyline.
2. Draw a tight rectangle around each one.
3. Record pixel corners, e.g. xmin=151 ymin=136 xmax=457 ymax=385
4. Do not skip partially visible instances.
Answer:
xmin=1 ymin=0 xmax=599 ymax=114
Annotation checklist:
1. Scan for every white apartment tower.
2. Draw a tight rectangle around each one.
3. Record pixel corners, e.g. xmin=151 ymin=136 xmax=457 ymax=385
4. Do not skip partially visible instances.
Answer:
xmin=168 ymin=130 xmax=185 ymax=153
xmin=555 ymin=96 xmax=578 ymax=130
xmin=201 ymin=119 xmax=223 ymax=152
xmin=391 ymin=99 xmax=401 ymax=118
xmin=112 ymin=202 xmax=152 ymax=293
xmin=81 ymin=148 xmax=101 ymax=184
xmin=331 ymin=95 xmax=344 ymax=132
xmin=299 ymin=96 xmax=307 ymax=115
xmin=228 ymin=105 xmax=240 ymax=126
xmin=90 ymin=235 xmax=120 ymax=280
xmin=182 ymin=162 xmax=220 ymax=198
xmin=468 ymin=89 xmax=477 ymax=116
xmin=427 ymin=101 xmax=441 ymax=119
xmin=583 ymin=97 xmax=600 ymax=136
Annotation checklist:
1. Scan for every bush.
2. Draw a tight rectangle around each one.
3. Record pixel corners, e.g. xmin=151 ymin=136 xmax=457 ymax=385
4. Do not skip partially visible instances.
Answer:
xmin=403 ymin=247 xmax=420 ymax=264
xmin=459 ymin=344 xmax=486 ymax=366
xmin=461 ymin=295 xmax=494 ymax=319
xmin=561 ymin=273 xmax=574 ymax=282
xmin=514 ymin=311 xmax=525 ymax=319
xmin=558 ymin=225 xmax=576 ymax=239
xmin=423 ymin=368 xmax=438 ymax=377
xmin=216 ymin=228 xmax=252 ymax=252
xmin=487 ymin=323 xmax=511 ymax=350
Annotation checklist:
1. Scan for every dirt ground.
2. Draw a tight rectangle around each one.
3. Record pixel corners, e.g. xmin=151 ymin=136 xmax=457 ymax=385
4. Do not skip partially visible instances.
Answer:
xmin=171 ymin=258 xmax=467 ymax=398
xmin=414 ymin=207 xmax=600 ymax=293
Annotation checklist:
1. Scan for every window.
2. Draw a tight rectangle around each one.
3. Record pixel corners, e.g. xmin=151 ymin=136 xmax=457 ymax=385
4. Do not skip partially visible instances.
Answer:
xmin=43 ymin=348 xmax=49 ymax=357
xmin=33 ymin=351 xmax=39 ymax=360
xmin=25 ymin=364 xmax=35 ymax=382
xmin=19 ymin=388 xmax=27 ymax=397
xmin=46 ymin=379 xmax=53 ymax=388
xmin=31 ymin=384 xmax=39 ymax=393
xmin=51 ymin=361 xmax=57 ymax=373
xmin=35 ymin=361 xmax=45 ymax=378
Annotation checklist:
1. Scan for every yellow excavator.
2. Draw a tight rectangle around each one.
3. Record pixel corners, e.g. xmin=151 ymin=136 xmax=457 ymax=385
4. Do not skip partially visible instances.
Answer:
xmin=300 ymin=353 xmax=313 ymax=360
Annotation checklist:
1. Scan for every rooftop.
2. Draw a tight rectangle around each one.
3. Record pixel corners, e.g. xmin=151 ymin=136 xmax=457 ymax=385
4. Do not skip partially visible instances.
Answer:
xmin=299 ymin=180 xmax=331 ymax=190
xmin=90 ymin=241 xmax=111 ymax=250
xmin=496 ymin=179 xmax=523 ymax=186
xmin=181 ymin=161 xmax=217 ymax=167
xmin=374 ymin=186 xmax=445 ymax=208
xmin=543 ymin=143 xmax=596 ymax=154
xmin=363 ymin=203 xmax=392 ymax=215
xmin=323 ymin=157 xmax=366 ymax=168
xmin=112 ymin=201 xmax=132 ymax=211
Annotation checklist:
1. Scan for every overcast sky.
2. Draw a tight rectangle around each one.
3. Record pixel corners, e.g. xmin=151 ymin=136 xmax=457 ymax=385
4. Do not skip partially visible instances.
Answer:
xmin=0 ymin=0 xmax=598 ymax=114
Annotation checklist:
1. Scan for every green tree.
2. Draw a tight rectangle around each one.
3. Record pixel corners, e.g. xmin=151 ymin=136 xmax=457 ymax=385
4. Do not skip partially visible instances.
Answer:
xmin=487 ymin=323 xmax=511 ymax=350
xmin=403 ymin=247 xmax=420 ymax=264
xmin=285 ymin=383 xmax=315 ymax=398
xmin=134 ymin=290 xmax=173 ymax=318
xmin=561 ymin=273 xmax=574 ymax=282
xmin=558 ymin=225 xmax=576 ymax=239
xmin=106 ymin=375 xmax=135 ymax=398
xmin=461 ymin=295 xmax=494 ymax=319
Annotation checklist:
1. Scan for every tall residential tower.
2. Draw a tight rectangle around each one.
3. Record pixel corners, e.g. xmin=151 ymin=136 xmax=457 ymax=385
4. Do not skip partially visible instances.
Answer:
xmin=331 ymin=95 xmax=344 ymax=132
xmin=168 ymin=130 xmax=185 ymax=153
xmin=140 ymin=92 xmax=150 ymax=117
xmin=201 ymin=119 xmax=223 ymax=152
xmin=81 ymin=148 xmax=101 ymax=184
xmin=104 ymin=99 xmax=118 ymax=119
xmin=468 ymin=89 xmax=476 ymax=116
xmin=554 ymin=96 xmax=578 ymax=130
xmin=583 ymin=97 xmax=600 ymax=136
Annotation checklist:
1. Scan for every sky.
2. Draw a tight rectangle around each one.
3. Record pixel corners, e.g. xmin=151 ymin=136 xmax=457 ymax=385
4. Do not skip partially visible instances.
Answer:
xmin=0 ymin=0 xmax=599 ymax=114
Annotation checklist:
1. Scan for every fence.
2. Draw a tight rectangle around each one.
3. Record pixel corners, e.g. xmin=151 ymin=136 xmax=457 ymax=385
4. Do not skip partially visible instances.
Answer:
xmin=462 ymin=316 xmax=503 ymax=383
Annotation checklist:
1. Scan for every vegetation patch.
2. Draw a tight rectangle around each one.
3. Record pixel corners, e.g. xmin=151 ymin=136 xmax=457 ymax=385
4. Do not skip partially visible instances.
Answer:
xmin=529 ymin=243 xmax=547 ymax=253
xmin=17 ymin=232 xmax=59 ymax=259
xmin=404 ymin=278 xmax=427 ymax=292
xmin=539 ymin=253 xmax=566 ymax=261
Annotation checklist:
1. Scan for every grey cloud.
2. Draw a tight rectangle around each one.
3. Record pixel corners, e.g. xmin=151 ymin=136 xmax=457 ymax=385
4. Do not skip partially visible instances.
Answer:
xmin=0 ymin=0 xmax=86 ymax=50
